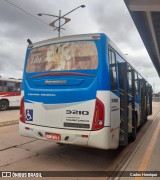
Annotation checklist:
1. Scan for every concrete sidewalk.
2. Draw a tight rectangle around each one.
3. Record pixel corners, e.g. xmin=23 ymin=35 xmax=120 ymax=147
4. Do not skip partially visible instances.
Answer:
xmin=0 ymin=109 xmax=19 ymax=127
xmin=118 ymin=102 xmax=160 ymax=180
xmin=119 ymin=115 xmax=160 ymax=180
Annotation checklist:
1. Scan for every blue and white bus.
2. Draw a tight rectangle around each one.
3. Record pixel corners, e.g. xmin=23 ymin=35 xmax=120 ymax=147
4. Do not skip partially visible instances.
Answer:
xmin=19 ymin=33 xmax=152 ymax=149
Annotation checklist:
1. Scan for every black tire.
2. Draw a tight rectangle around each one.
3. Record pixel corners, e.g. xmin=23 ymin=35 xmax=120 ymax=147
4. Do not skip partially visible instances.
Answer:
xmin=0 ymin=100 xmax=9 ymax=111
xmin=129 ymin=113 xmax=137 ymax=142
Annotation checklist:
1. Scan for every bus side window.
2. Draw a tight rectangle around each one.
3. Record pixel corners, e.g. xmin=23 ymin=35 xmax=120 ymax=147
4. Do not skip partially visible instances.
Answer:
xmin=3 ymin=81 xmax=16 ymax=92
xmin=16 ymin=82 xmax=22 ymax=92
xmin=3 ymin=81 xmax=7 ymax=92
xmin=0 ymin=81 xmax=2 ymax=91
xmin=135 ymin=72 xmax=138 ymax=94
xmin=109 ymin=49 xmax=118 ymax=91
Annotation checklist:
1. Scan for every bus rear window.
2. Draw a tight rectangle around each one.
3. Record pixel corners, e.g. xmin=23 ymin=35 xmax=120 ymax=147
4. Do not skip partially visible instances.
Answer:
xmin=26 ymin=41 xmax=98 ymax=72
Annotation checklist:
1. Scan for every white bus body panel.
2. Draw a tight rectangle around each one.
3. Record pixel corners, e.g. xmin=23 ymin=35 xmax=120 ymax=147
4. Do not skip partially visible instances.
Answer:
xmin=20 ymin=90 xmax=120 ymax=149
xmin=110 ymin=92 xmax=120 ymax=148
xmin=0 ymin=95 xmax=21 ymax=107
xmin=20 ymin=121 xmax=113 ymax=149
xmin=25 ymin=100 xmax=95 ymax=130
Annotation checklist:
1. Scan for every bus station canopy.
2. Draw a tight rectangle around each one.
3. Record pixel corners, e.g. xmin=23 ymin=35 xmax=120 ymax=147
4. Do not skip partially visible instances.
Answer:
xmin=124 ymin=0 xmax=160 ymax=76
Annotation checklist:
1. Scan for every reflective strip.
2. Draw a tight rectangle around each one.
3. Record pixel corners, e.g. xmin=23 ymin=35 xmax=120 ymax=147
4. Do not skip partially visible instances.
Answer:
xmin=120 ymin=129 xmax=124 ymax=133
xmin=128 ymin=123 xmax=134 ymax=128
xmin=120 ymin=108 xmax=124 ymax=111
xmin=127 ymin=93 xmax=133 ymax=98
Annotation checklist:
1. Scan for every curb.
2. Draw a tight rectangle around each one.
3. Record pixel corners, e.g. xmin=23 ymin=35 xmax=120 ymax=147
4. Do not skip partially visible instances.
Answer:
xmin=0 ymin=120 xmax=19 ymax=127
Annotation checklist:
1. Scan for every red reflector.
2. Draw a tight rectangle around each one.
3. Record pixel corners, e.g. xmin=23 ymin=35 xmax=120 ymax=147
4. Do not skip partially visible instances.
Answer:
xmin=92 ymin=35 xmax=100 ymax=39
xmin=25 ymin=127 xmax=30 ymax=130
xmin=81 ymin=135 xmax=88 ymax=138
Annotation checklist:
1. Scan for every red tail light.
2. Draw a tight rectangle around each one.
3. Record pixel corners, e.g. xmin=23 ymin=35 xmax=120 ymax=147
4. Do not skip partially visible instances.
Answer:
xmin=92 ymin=98 xmax=105 ymax=130
xmin=20 ymin=97 xmax=25 ymax=123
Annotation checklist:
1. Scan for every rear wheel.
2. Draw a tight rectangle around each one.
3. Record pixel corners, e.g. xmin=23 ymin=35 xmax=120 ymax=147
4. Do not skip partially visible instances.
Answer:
xmin=0 ymin=100 xmax=9 ymax=111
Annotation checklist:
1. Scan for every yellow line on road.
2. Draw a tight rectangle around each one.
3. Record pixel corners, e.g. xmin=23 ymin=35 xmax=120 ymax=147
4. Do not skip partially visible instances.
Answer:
xmin=134 ymin=119 xmax=160 ymax=180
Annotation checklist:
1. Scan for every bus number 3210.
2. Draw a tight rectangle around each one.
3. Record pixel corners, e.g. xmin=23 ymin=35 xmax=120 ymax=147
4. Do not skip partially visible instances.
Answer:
xmin=66 ymin=110 xmax=89 ymax=115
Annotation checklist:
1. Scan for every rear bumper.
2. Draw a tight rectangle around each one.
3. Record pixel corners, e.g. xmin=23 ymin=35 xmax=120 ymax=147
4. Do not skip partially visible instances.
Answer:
xmin=19 ymin=121 xmax=114 ymax=150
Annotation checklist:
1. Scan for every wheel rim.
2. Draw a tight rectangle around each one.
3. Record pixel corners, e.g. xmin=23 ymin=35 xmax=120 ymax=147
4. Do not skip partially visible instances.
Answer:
xmin=0 ymin=102 xmax=7 ymax=110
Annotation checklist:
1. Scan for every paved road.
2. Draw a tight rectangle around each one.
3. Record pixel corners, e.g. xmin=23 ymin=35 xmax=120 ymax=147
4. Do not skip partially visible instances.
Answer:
xmin=0 ymin=108 xmax=19 ymax=126
xmin=0 ymin=103 xmax=159 ymax=179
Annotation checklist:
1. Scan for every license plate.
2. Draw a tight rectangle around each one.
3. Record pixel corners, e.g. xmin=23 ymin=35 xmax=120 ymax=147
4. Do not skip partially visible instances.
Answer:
xmin=45 ymin=132 xmax=61 ymax=141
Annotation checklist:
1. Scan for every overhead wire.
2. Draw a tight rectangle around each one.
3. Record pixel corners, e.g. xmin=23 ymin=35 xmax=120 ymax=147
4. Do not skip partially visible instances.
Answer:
xmin=3 ymin=0 xmax=50 ymax=27
xmin=2 ymin=0 xmax=69 ymax=36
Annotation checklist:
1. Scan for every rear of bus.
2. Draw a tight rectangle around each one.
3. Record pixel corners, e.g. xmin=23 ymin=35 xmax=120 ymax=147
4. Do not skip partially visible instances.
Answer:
xmin=19 ymin=34 xmax=113 ymax=150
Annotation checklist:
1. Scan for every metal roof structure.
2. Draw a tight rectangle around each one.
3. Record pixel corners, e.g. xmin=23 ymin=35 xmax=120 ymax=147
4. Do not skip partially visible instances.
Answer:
xmin=124 ymin=0 xmax=160 ymax=76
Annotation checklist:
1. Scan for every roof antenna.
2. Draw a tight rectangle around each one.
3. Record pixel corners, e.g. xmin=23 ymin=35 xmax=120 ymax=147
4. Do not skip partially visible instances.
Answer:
xmin=27 ymin=39 xmax=32 ymax=45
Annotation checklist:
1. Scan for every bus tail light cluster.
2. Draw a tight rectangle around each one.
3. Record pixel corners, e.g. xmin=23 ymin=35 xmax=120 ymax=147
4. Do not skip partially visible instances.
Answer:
xmin=20 ymin=97 xmax=25 ymax=123
xmin=92 ymin=98 xmax=104 ymax=130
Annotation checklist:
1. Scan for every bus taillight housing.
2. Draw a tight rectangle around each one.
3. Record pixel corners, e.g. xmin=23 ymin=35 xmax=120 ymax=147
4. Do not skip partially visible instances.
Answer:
xmin=92 ymin=98 xmax=104 ymax=130
xmin=20 ymin=97 xmax=25 ymax=123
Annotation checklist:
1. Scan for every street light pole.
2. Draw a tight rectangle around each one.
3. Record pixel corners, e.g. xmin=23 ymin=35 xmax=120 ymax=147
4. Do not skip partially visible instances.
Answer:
xmin=58 ymin=10 xmax=61 ymax=37
xmin=38 ymin=5 xmax=85 ymax=37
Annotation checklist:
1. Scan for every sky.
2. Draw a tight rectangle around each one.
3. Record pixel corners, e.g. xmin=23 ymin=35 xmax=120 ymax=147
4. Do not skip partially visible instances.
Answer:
xmin=0 ymin=0 xmax=160 ymax=92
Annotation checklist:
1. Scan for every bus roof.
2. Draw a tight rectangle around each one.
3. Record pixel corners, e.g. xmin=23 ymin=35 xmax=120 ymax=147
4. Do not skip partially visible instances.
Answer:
xmin=28 ymin=33 xmax=101 ymax=48
xmin=0 ymin=77 xmax=22 ymax=82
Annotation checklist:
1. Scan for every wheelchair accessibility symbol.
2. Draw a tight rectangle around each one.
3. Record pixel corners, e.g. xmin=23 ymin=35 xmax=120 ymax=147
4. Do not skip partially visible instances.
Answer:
xmin=26 ymin=109 xmax=33 ymax=121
